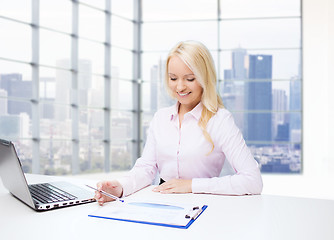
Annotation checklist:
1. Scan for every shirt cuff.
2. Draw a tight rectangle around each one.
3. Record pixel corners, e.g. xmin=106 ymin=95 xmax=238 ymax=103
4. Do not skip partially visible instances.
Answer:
xmin=116 ymin=176 xmax=134 ymax=197
xmin=192 ymin=177 xmax=212 ymax=194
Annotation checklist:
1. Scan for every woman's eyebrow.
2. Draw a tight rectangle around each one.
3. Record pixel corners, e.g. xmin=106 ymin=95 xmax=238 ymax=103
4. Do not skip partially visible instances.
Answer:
xmin=168 ymin=73 xmax=195 ymax=77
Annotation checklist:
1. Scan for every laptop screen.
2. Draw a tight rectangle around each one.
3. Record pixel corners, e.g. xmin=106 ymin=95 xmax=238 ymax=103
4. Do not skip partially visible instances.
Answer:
xmin=0 ymin=139 xmax=35 ymax=208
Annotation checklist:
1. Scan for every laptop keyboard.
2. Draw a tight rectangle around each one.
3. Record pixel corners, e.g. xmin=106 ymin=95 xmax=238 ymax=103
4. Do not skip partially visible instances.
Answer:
xmin=29 ymin=183 xmax=77 ymax=204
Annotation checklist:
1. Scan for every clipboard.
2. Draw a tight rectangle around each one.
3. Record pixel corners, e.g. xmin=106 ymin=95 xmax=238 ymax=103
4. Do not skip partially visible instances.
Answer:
xmin=88 ymin=200 xmax=208 ymax=229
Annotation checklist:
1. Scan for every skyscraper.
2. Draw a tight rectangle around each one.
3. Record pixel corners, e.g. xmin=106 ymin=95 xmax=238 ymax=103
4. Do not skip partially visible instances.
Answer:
xmin=0 ymin=89 xmax=8 ymax=115
xmin=0 ymin=73 xmax=32 ymax=118
xmin=289 ymin=77 xmax=301 ymax=130
xmin=55 ymin=59 xmax=92 ymax=121
xmin=272 ymin=89 xmax=288 ymax=140
xmin=245 ymin=54 xmax=273 ymax=142
xmin=222 ymin=48 xmax=248 ymax=130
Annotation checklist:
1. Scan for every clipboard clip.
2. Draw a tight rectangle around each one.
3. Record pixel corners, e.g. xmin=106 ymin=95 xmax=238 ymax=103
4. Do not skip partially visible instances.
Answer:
xmin=185 ymin=206 xmax=203 ymax=220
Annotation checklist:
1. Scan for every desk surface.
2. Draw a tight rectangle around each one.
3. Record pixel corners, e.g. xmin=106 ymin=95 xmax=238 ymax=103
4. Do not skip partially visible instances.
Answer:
xmin=1 ymin=174 xmax=334 ymax=240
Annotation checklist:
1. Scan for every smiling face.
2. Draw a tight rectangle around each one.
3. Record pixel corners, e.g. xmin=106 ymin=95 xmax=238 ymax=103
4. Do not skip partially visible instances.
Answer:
xmin=167 ymin=56 xmax=203 ymax=113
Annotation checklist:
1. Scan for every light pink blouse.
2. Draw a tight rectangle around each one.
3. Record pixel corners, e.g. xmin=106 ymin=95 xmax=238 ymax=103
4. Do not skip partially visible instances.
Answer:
xmin=118 ymin=102 xmax=263 ymax=196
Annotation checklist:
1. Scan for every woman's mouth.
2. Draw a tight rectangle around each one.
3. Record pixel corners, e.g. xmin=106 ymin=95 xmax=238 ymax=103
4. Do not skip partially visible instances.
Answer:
xmin=177 ymin=92 xmax=191 ymax=97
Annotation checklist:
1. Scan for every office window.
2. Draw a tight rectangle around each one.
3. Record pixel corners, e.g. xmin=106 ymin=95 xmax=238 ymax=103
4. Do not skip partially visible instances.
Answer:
xmin=0 ymin=0 xmax=302 ymax=175
xmin=141 ymin=0 xmax=302 ymax=174
xmin=0 ymin=0 xmax=135 ymax=175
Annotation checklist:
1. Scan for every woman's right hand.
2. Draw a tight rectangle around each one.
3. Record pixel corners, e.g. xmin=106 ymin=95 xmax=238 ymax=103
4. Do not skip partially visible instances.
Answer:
xmin=94 ymin=180 xmax=123 ymax=206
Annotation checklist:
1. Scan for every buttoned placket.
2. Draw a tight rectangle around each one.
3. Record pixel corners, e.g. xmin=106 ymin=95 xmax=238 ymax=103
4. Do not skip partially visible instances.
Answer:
xmin=171 ymin=113 xmax=181 ymax=179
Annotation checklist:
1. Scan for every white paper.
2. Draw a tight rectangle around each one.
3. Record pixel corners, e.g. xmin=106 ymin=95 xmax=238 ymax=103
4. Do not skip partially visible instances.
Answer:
xmin=89 ymin=200 xmax=203 ymax=227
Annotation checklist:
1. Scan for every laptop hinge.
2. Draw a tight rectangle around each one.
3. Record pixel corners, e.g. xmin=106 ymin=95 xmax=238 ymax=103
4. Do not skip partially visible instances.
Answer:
xmin=0 ymin=139 xmax=11 ymax=146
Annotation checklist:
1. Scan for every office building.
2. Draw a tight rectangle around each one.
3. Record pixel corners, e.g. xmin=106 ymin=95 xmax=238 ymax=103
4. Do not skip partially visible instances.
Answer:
xmin=0 ymin=89 xmax=8 ymax=115
xmin=245 ymin=54 xmax=273 ymax=142
xmin=0 ymin=73 xmax=32 ymax=118
xmin=272 ymin=89 xmax=288 ymax=140
xmin=0 ymin=1 xmax=304 ymax=175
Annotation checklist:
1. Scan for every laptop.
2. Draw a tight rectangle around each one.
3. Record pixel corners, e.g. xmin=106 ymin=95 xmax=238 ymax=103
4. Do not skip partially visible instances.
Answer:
xmin=0 ymin=139 xmax=96 ymax=211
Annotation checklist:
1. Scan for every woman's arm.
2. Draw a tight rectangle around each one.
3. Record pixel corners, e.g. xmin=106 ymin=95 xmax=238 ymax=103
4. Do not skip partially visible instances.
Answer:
xmin=192 ymin=111 xmax=263 ymax=195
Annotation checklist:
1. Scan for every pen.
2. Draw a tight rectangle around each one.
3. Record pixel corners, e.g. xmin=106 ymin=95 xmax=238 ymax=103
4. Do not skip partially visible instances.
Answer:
xmin=85 ymin=184 xmax=125 ymax=203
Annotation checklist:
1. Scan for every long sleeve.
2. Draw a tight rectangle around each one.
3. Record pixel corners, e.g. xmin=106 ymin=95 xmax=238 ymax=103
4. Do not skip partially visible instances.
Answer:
xmin=192 ymin=110 xmax=263 ymax=195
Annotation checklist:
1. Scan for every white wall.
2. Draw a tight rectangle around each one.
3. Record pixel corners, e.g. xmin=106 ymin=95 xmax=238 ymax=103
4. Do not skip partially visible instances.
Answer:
xmin=303 ymin=0 xmax=334 ymax=177
xmin=262 ymin=0 xmax=334 ymax=200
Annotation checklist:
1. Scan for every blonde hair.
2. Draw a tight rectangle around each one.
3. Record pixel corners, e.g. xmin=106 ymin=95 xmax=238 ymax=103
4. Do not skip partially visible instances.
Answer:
xmin=165 ymin=41 xmax=224 ymax=154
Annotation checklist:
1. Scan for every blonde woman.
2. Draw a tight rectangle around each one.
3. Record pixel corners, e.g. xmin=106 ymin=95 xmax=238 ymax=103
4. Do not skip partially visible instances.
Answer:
xmin=95 ymin=41 xmax=263 ymax=205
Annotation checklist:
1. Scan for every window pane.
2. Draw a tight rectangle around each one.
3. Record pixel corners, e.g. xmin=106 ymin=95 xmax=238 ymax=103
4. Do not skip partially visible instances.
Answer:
xmin=46 ymin=66 xmax=71 ymax=106
xmin=40 ymin=76 xmax=55 ymax=100
xmin=220 ymin=49 xmax=301 ymax=80
xmin=79 ymin=140 xmax=105 ymax=173
xmin=220 ymin=18 xmax=301 ymax=49
xmin=231 ymin=112 xmax=302 ymax=144
xmin=289 ymin=80 xmax=302 ymax=111
xmin=111 ymin=48 xmax=133 ymax=80
xmin=143 ymin=0 xmax=217 ymax=21
xmin=0 ymin=19 xmax=31 ymax=61
xmin=142 ymin=52 xmax=166 ymax=81
xmin=112 ymin=0 xmax=133 ymax=20
xmin=249 ymin=144 xmax=301 ymax=173
xmin=0 ymin=63 xmax=32 ymax=99
xmin=111 ymin=16 xmax=133 ymax=49
xmin=111 ymin=111 xmax=132 ymax=140
xmin=41 ymin=104 xmax=72 ymax=139
xmin=77 ymin=70 xmax=92 ymax=107
xmin=79 ymin=108 xmax=104 ymax=140
xmin=220 ymin=80 xmax=299 ymax=112
xmin=86 ymin=75 xmax=104 ymax=108
xmin=79 ymin=0 xmax=105 ymax=9
xmin=79 ymin=4 xmax=105 ymax=41
xmin=40 ymin=30 xmax=71 ymax=67
xmin=110 ymin=141 xmax=132 ymax=171
xmin=79 ymin=39 xmax=104 ymax=75
xmin=40 ymin=140 xmax=72 ymax=175
xmin=111 ymin=80 xmax=133 ymax=110
xmin=220 ymin=0 xmax=301 ymax=18
xmin=142 ymin=21 xmax=218 ymax=51
xmin=0 ymin=0 xmax=31 ymax=22
xmin=40 ymin=0 xmax=72 ymax=33
xmin=0 ymin=105 xmax=31 ymax=139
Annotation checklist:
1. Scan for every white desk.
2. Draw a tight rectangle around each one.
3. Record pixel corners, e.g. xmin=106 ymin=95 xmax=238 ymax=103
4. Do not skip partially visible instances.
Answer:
xmin=1 ymin=174 xmax=333 ymax=240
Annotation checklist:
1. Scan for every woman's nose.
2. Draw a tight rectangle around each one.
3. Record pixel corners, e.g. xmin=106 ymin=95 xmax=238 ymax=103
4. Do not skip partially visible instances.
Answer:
xmin=176 ymin=80 xmax=186 ymax=91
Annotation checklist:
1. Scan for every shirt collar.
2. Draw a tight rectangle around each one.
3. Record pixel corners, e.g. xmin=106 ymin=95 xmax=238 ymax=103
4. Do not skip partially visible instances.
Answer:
xmin=169 ymin=102 xmax=203 ymax=121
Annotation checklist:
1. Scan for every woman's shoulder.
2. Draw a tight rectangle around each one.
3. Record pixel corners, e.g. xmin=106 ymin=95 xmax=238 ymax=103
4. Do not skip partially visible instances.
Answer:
xmin=209 ymin=107 xmax=239 ymax=134
xmin=215 ymin=107 xmax=233 ymax=119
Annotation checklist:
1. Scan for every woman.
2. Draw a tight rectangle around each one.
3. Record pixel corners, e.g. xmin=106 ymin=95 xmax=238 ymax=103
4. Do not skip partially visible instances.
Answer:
xmin=95 ymin=41 xmax=263 ymax=205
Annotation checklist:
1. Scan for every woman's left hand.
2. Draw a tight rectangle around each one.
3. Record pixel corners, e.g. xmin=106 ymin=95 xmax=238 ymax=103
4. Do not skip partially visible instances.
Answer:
xmin=152 ymin=179 xmax=192 ymax=194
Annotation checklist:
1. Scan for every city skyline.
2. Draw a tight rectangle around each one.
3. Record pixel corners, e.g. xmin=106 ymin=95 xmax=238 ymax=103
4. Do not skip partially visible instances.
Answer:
xmin=0 ymin=48 xmax=302 ymax=174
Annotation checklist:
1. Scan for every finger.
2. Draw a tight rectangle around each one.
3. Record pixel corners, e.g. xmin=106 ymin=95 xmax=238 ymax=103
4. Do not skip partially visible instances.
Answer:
xmin=154 ymin=184 xmax=173 ymax=193
xmin=97 ymin=182 xmax=104 ymax=191
xmin=94 ymin=191 xmax=101 ymax=200
xmin=153 ymin=182 xmax=168 ymax=191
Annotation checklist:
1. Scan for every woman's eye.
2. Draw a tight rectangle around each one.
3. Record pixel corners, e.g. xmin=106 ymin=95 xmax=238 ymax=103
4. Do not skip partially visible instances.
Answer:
xmin=170 ymin=77 xmax=177 ymax=81
xmin=187 ymin=78 xmax=195 ymax=82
